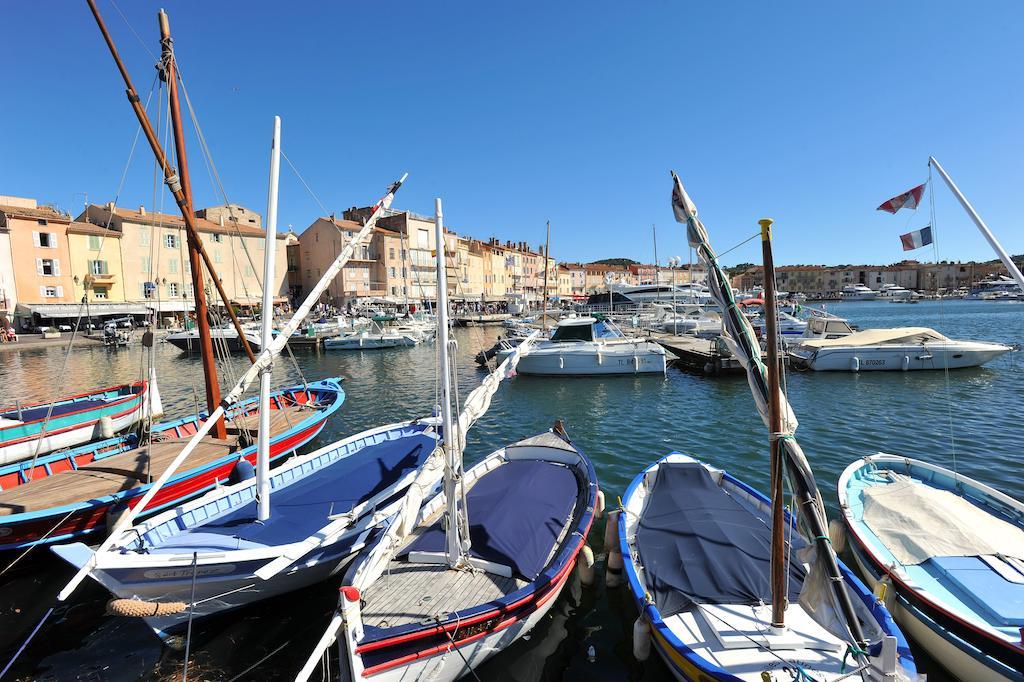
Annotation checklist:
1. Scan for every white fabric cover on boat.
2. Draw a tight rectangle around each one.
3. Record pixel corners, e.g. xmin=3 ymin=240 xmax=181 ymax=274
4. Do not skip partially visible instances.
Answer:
xmin=800 ymin=327 xmax=947 ymax=349
xmin=862 ymin=480 xmax=1024 ymax=565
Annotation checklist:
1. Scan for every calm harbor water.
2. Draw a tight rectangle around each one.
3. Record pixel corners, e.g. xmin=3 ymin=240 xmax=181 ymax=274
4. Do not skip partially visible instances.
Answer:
xmin=1 ymin=300 xmax=1020 ymax=681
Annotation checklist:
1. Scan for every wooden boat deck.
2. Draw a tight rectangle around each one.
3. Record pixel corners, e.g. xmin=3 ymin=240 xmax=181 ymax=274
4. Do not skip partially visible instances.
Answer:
xmin=0 ymin=405 xmax=309 ymax=516
xmin=361 ymin=562 xmax=527 ymax=629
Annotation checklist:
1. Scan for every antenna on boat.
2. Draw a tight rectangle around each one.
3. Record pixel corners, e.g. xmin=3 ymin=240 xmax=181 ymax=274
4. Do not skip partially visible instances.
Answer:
xmin=256 ymin=115 xmax=281 ymax=522
xmin=759 ymin=218 xmax=787 ymax=630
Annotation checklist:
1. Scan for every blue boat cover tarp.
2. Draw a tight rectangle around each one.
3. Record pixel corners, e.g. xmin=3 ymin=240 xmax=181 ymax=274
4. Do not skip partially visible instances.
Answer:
xmin=150 ymin=429 xmax=437 ymax=553
xmin=402 ymin=460 xmax=579 ymax=581
xmin=637 ymin=463 xmax=806 ymax=617
xmin=928 ymin=556 xmax=1024 ymax=626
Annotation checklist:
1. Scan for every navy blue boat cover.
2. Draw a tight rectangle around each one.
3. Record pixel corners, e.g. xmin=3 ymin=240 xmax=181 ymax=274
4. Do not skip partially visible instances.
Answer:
xmin=151 ymin=428 xmax=438 ymax=552
xmin=637 ymin=463 xmax=806 ymax=617
xmin=2 ymin=399 xmax=112 ymax=422
xmin=403 ymin=460 xmax=579 ymax=581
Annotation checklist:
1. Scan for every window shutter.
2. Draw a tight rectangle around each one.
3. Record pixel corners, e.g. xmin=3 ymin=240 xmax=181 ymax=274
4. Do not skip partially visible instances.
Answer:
xmin=36 ymin=258 xmax=44 ymax=275
xmin=53 ymin=259 xmax=61 ymax=276
xmin=40 ymin=285 xmax=47 ymax=298
xmin=56 ymin=285 xmax=64 ymax=298
xmin=32 ymin=231 xmax=40 ymax=247
xmin=49 ymin=233 xmax=57 ymax=248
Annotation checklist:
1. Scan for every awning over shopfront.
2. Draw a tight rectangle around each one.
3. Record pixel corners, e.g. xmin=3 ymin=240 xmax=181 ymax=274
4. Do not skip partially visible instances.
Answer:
xmin=230 ymin=296 xmax=288 ymax=307
xmin=15 ymin=302 xmax=149 ymax=318
xmin=146 ymin=301 xmax=195 ymax=313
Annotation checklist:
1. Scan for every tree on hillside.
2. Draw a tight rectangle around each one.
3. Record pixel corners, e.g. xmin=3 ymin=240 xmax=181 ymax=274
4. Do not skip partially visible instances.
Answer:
xmin=589 ymin=258 xmax=639 ymax=267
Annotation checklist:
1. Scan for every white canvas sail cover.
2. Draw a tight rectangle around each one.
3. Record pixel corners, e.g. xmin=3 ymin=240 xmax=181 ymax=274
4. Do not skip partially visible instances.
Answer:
xmin=800 ymin=327 xmax=948 ymax=349
xmin=862 ymin=480 xmax=1024 ymax=565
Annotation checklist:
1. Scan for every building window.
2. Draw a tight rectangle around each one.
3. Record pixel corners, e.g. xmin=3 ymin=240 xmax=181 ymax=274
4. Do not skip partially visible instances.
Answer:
xmin=165 ymin=233 xmax=177 ymax=249
xmin=245 ymin=264 xmax=254 ymax=277
xmin=37 ymin=219 xmax=49 ymax=226
xmin=43 ymin=285 xmax=59 ymax=298
xmin=88 ymin=235 xmax=102 ymax=250
xmin=389 ymin=267 xmax=396 ymax=277
xmin=168 ymin=258 xmax=178 ymax=274
xmin=37 ymin=258 xmax=59 ymax=276
xmin=89 ymin=260 xmax=108 ymax=275
xmin=389 ymin=248 xmax=395 ymax=260
xmin=211 ymin=233 xmax=223 ymax=243
xmin=141 ymin=282 xmax=156 ymax=299
xmin=168 ymin=282 xmax=179 ymax=297
xmin=34 ymin=231 xmax=57 ymax=248
xmin=140 ymin=256 xmax=151 ymax=273
xmin=93 ymin=287 xmax=108 ymax=300
xmin=139 ymin=227 xmax=150 ymax=247
xmin=213 ymin=250 xmax=223 ymax=264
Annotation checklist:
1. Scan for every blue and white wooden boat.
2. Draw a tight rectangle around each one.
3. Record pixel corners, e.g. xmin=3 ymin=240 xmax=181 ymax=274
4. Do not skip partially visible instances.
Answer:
xmin=838 ymin=455 xmax=1024 ymax=681
xmin=621 ymin=454 xmax=916 ymax=681
xmin=0 ymin=380 xmax=343 ymax=552
xmin=53 ymin=417 xmax=441 ymax=640
xmin=0 ymin=381 xmax=148 ymax=466
xmin=615 ymin=172 xmax=918 ymax=681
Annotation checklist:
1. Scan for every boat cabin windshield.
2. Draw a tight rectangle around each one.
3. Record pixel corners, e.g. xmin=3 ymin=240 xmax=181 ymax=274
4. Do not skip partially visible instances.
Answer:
xmin=550 ymin=322 xmax=594 ymax=343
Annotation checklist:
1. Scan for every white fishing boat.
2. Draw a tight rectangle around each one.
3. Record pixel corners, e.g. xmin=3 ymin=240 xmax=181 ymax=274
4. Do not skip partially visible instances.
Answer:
xmin=49 ymin=100 xmax=430 ymax=640
xmin=841 ymin=283 xmax=878 ymax=300
xmin=323 ymin=321 xmax=422 ymax=350
xmin=788 ymin=326 xmax=1012 ymax=371
xmin=834 ymin=157 xmax=1024 ymax=682
xmin=618 ymin=171 xmax=917 ymax=682
xmin=496 ymin=316 xmax=666 ymax=375
xmin=295 ymin=198 xmax=594 ymax=682
xmin=838 ymin=455 xmax=1024 ymax=682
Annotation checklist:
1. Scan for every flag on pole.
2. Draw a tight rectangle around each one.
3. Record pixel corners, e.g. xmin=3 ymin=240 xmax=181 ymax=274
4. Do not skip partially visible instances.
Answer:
xmin=877 ymin=183 xmax=926 ymax=213
xmin=900 ymin=226 xmax=933 ymax=251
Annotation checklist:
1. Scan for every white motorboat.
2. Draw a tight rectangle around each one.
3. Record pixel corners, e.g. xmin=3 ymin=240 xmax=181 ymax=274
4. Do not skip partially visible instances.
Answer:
xmin=165 ymin=326 xmax=264 ymax=353
xmin=841 ymin=284 xmax=878 ymax=300
xmin=496 ymin=317 xmax=667 ymax=375
xmin=797 ymin=313 xmax=856 ymax=342
xmin=613 ymin=283 xmax=713 ymax=307
xmin=323 ymin=321 xmax=422 ymax=350
xmin=789 ymin=326 xmax=1013 ymax=371
xmin=877 ymin=283 xmax=916 ymax=300
xmin=660 ymin=311 xmax=722 ymax=337
xmin=749 ymin=309 xmax=807 ymax=338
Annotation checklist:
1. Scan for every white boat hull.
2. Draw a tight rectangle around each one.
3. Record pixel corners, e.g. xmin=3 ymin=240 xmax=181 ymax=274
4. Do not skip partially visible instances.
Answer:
xmin=324 ymin=334 xmax=419 ymax=350
xmin=498 ymin=341 xmax=666 ymax=375
xmin=790 ymin=342 xmax=1011 ymax=371
xmin=0 ymin=406 xmax=143 ymax=466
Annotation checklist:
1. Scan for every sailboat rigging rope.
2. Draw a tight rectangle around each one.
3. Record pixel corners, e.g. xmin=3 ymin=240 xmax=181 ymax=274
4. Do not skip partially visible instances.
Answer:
xmin=109 ymin=0 xmax=157 ymax=61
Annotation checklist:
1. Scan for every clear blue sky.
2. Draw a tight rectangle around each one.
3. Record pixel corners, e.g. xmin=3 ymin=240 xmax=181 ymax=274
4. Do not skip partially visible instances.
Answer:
xmin=2 ymin=1 xmax=1021 ymax=268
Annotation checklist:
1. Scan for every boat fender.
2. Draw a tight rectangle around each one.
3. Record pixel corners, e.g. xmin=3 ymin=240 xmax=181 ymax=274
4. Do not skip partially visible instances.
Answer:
xmin=98 ymin=415 xmax=115 ymax=439
xmin=604 ymin=511 xmax=624 ymax=588
xmin=874 ymin=575 xmax=896 ymax=612
xmin=827 ymin=519 xmax=846 ymax=554
xmin=597 ymin=352 xmax=603 ymax=365
xmin=633 ymin=356 xmax=639 ymax=372
xmin=851 ymin=356 xmax=860 ymax=372
xmin=229 ymin=458 xmax=256 ymax=484
xmin=578 ymin=545 xmax=596 ymax=586
xmin=901 ymin=355 xmax=910 ymax=371
xmin=107 ymin=597 xmax=187 ymax=617
xmin=595 ymin=490 xmax=606 ymax=518
xmin=559 ymin=355 xmax=564 ymax=369
xmin=632 ymin=617 xmax=651 ymax=661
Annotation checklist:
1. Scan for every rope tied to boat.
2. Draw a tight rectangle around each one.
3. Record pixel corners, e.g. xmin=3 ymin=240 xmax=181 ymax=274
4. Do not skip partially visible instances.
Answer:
xmin=840 ymin=643 xmax=869 ymax=673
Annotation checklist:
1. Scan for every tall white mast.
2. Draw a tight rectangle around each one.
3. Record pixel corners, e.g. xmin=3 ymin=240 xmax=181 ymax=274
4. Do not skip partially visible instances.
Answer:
xmin=434 ymin=198 xmax=462 ymax=567
xmin=929 ymin=156 xmax=1024 ymax=292
xmin=257 ymin=115 xmax=281 ymax=522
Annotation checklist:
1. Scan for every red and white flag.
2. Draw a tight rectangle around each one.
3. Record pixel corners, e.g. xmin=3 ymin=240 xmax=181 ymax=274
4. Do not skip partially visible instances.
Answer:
xmin=877 ymin=183 xmax=926 ymax=214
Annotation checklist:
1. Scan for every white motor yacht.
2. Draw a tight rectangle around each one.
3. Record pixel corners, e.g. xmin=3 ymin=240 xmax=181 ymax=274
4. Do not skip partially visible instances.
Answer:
xmin=496 ymin=317 xmax=666 ymax=375
xmin=790 ymin=326 xmax=1013 ymax=371
xmin=165 ymin=326 xmax=264 ymax=353
xmin=323 ymin=320 xmax=422 ymax=350
xmin=876 ymin=283 xmax=915 ymax=300
xmin=840 ymin=283 xmax=877 ymax=300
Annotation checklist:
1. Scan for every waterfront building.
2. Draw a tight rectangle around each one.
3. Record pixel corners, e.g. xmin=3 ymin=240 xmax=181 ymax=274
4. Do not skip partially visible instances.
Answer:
xmin=79 ymin=203 xmax=288 ymax=314
xmin=1 ymin=197 xmax=78 ymax=328
xmin=66 ymin=222 xmax=126 ymax=303
xmin=0 ymin=199 xmax=20 ymax=318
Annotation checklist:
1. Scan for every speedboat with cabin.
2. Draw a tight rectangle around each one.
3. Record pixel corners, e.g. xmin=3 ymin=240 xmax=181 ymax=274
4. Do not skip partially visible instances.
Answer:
xmin=877 ymin=283 xmax=916 ymax=300
xmin=789 ymin=326 xmax=1013 ymax=371
xmin=165 ymin=325 xmax=264 ymax=353
xmin=841 ymin=284 xmax=878 ymax=301
xmin=323 ymin=320 xmax=422 ymax=350
xmin=496 ymin=316 xmax=667 ymax=375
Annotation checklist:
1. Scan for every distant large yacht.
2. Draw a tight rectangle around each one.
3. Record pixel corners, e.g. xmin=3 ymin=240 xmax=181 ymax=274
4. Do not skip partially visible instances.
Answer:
xmin=840 ymin=283 xmax=877 ymax=300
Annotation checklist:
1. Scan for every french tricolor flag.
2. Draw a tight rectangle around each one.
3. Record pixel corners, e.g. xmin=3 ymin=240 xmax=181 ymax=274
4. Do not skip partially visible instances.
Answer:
xmin=900 ymin=226 xmax=933 ymax=251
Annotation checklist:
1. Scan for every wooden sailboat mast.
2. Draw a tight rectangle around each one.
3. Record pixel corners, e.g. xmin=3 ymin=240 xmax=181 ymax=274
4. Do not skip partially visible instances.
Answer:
xmin=157 ymin=11 xmax=227 ymax=438
xmin=759 ymin=217 xmax=787 ymax=629
xmin=83 ymin=2 xmax=257 ymax=392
